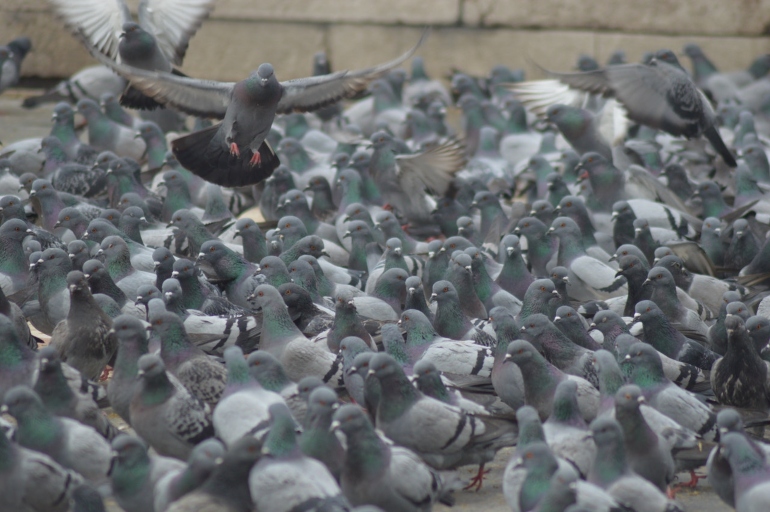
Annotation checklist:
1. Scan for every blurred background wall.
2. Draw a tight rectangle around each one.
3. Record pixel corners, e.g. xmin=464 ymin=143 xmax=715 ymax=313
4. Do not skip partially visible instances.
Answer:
xmin=3 ymin=0 xmax=770 ymax=82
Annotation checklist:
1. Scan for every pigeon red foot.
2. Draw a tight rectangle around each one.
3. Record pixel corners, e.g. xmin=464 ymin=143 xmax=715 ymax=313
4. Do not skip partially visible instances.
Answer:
xmin=463 ymin=464 xmax=490 ymax=491
xmin=229 ymin=142 xmax=240 ymax=157
xmin=250 ymin=151 xmax=262 ymax=166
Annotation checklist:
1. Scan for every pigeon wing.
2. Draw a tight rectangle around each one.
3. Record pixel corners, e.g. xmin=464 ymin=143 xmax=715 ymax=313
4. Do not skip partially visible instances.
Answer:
xmin=138 ymin=0 xmax=217 ymax=66
xmin=50 ymin=0 xmax=132 ymax=60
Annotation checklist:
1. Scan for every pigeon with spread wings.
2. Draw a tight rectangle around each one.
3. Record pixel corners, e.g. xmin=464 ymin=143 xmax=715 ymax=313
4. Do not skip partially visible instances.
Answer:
xmin=80 ymin=31 xmax=428 ymax=187
xmin=49 ymin=0 xmax=217 ymax=109
xmin=533 ymin=49 xmax=737 ymax=168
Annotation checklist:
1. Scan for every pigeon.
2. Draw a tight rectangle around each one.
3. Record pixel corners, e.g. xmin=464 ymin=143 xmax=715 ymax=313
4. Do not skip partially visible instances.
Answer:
xmin=148 ymin=308 xmax=227 ymax=407
xmin=166 ymin=435 xmax=262 ymax=512
xmin=3 ymin=386 xmax=112 ymax=484
xmin=0 ymin=37 xmax=31 ymax=95
xmin=0 ymin=422 xmax=83 ymax=512
xmin=249 ymin=403 xmax=350 ymax=512
xmin=541 ymin=50 xmax=736 ymax=167
xmin=33 ymin=346 xmax=119 ymax=440
xmin=331 ymin=402 xmax=458 ymax=511
xmin=504 ymin=339 xmax=599 ymax=422
xmin=430 ymin=281 xmax=496 ymax=346
xmin=152 ymin=438 xmax=226 ymax=512
xmin=212 ymin=346 xmax=284 ymax=447
xmin=76 ymin=99 xmax=147 ymax=160
xmin=715 ymin=432 xmax=770 ymax=512
xmin=625 ymin=343 xmax=719 ymax=441
xmin=298 ymin=387 xmax=345 ymax=481
xmin=196 ymin=240 xmax=260 ymax=310
xmin=251 ymin=284 xmax=343 ymax=386
xmin=130 ymin=354 xmax=214 ymax=460
xmin=83 ymin=31 xmax=426 ymax=186
xmin=49 ymin=270 xmax=117 ymax=381
xmin=108 ymin=435 xmax=186 ymax=512
xmin=711 ymin=314 xmax=770 ymax=411
xmin=107 ymin=314 xmax=150 ymax=424
xmin=587 ymin=417 xmax=684 ymax=512
xmin=368 ymin=352 xmax=516 ymax=485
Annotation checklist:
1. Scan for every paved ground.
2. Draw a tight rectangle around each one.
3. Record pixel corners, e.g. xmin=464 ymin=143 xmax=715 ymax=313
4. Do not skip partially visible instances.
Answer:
xmin=0 ymin=89 xmax=733 ymax=512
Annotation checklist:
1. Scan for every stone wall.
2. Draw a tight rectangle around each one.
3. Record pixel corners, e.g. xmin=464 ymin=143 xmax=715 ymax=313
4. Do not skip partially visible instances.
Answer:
xmin=3 ymin=0 xmax=770 ymax=82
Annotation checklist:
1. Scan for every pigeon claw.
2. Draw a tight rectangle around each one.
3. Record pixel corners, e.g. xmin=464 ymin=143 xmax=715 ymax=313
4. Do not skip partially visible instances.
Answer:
xmin=249 ymin=151 xmax=262 ymax=166
xmin=229 ymin=142 xmax=240 ymax=157
xmin=463 ymin=464 xmax=490 ymax=492
xmin=672 ymin=470 xmax=703 ymax=493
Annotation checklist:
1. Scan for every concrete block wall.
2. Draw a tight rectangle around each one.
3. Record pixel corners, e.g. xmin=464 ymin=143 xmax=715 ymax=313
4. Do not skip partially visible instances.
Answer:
xmin=2 ymin=0 xmax=770 ymax=84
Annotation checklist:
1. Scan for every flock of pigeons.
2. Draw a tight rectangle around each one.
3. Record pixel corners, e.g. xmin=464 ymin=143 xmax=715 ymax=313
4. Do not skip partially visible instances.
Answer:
xmin=2 ymin=1 xmax=770 ymax=512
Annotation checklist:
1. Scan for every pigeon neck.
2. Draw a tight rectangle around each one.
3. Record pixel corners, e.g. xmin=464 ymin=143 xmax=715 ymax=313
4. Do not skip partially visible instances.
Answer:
xmin=418 ymin=375 xmax=452 ymax=404
xmin=640 ymin=315 xmax=680 ymax=357
xmin=555 ymin=232 xmax=586 ymax=267
xmin=0 ymin=328 xmax=34 ymax=369
xmin=138 ymin=371 xmax=176 ymax=406
xmin=214 ymin=253 xmax=252 ymax=282
xmin=517 ymin=420 xmax=546 ymax=448
xmin=111 ymin=454 xmax=151 ymax=496
xmin=729 ymin=440 xmax=770 ymax=498
xmin=377 ymin=371 xmax=419 ymax=423
xmin=242 ymin=232 xmax=268 ymax=264
xmin=16 ymin=403 xmax=61 ymax=452
xmin=630 ymin=360 xmax=665 ymax=389
xmin=405 ymin=319 xmax=439 ymax=351
xmin=615 ymin=403 xmax=656 ymax=450
xmin=159 ymin=325 xmax=197 ymax=366
xmin=520 ymin=457 xmax=558 ymax=512
xmin=113 ymin=337 xmax=148 ymax=380
xmin=225 ymin=354 xmax=255 ymax=391
xmin=260 ymin=303 xmax=305 ymax=355
xmin=35 ymin=365 xmax=75 ymax=414
xmin=548 ymin=391 xmax=585 ymax=428
xmin=310 ymin=185 xmax=335 ymax=218
xmin=263 ymin=414 xmax=299 ymax=459
xmin=404 ymin=291 xmax=430 ymax=319
xmin=384 ymin=252 xmax=408 ymax=274
xmin=597 ymin=366 xmax=624 ymax=401
xmin=285 ymin=149 xmax=313 ymax=173
xmin=50 ymin=121 xmax=77 ymax=147
xmin=382 ymin=333 xmax=409 ymax=366
xmin=0 ymin=237 xmax=26 ymax=287
xmin=32 ymin=194 xmax=66 ymax=232
xmin=251 ymin=366 xmax=290 ymax=393
xmin=434 ymin=297 xmax=472 ymax=339
xmin=201 ymin=456 xmax=256 ymax=508
xmin=342 ymin=422 xmax=389 ymax=479
xmin=590 ymin=438 xmax=628 ymax=488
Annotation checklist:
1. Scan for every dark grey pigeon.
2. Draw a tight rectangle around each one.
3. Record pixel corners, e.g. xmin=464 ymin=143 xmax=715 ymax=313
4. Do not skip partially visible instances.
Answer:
xmin=542 ymin=50 xmax=736 ymax=167
xmin=49 ymin=270 xmax=117 ymax=381
xmin=83 ymin=31 xmax=426 ymax=186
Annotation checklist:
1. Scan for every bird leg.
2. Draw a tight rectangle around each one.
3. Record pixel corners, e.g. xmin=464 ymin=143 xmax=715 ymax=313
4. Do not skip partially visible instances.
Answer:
xmin=463 ymin=464 xmax=490 ymax=491
xmin=249 ymin=151 xmax=262 ymax=166
xmin=229 ymin=142 xmax=240 ymax=157
xmin=672 ymin=470 xmax=703 ymax=493
xmin=99 ymin=365 xmax=114 ymax=382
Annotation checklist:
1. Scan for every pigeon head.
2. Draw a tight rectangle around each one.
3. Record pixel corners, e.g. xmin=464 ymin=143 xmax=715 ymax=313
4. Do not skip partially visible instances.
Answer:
xmin=342 ymin=220 xmax=371 ymax=238
xmin=404 ymin=276 xmax=422 ymax=297
xmin=52 ymin=102 xmax=74 ymax=123
xmin=398 ymin=309 xmax=432 ymax=333
xmin=68 ymin=239 xmax=89 ymax=261
xmin=716 ymin=409 xmax=744 ymax=435
xmin=297 ymin=376 xmax=325 ymax=403
xmin=66 ymin=270 xmax=90 ymax=293
xmin=276 ymin=137 xmax=303 ymax=157
xmin=430 ymin=280 xmax=458 ymax=304
xmin=350 ymin=150 xmax=371 ymax=170
xmin=513 ymin=217 xmax=546 ymax=239
xmin=331 ymin=403 xmax=371 ymax=437
xmin=99 ymin=235 xmax=129 ymax=259
xmin=76 ymin=98 xmax=101 ymax=118
xmin=111 ymin=435 xmax=150 ymax=468
xmin=339 ymin=336 xmax=371 ymax=360
xmin=38 ymin=248 xmax=72 ymax=274
xmin=162 ymin=278 xmax=183 ymax=303
xmin=725 ymin=314 xmax=748 ymax=339
xmin=548 ymin=216 xmax=581 ymax=239
xmin=121 ymin=205 xmax=148 ymax=224
xmin=233 ymin=218 xmax=260 ymax=240
xmin=136 ymin=353 xmax=167 ymax=381
xmin=530 ymin=200 xmax=555 ymax=222
xmin=501 ymin=234 xmax=521 ymax=257
xmin=556 ymin=196 xmax=588 ymax=219
xmin=442 ymin=236 xmax=473 ymax=254
xmin=188 ymin=439 xmax=226 ymax=481
xmin=624 ymin=342 xmax=663 ymax=371
xmin=592 ymin=349 xmax=622 ymax=379
xmin=29 ymin=178 xmax=58 ymax=200
xmin=250 ymin=284 xmax=284 ymax=311
xmin=100 ymin=209 xmax=122 ymax=226
xmin=37 ymin=345 xmax=62 ymax=374
xmin=520 ymin=441 xmax=559 ymax=475
xmin=516 ymin=405 xmax=545 ymax=442
xmin=505 ymin=339 xmax=540 ymax=366
xmin=197 ymin=240 xmax=230 ymax=265
xmin=520 ymin=313 xmax=553 ymax=340
xmin=308 ymin=386 xmax=339 ymax=413
xmin=257 ymin=63 xmax=274 ymax=81
xmin=632 ymin=218 xmax=651 ymax=236
xmin=135 ymin=121 xmax=163 ymax=142
xmin=0 ymin=219 xmax=29 ymax=243
xmin=111 ymin=315 xmax=148 ymax=343
xmin=367 ymin=353 xmax=404 ymax=382
xmin=614 ymin=384 xmax=645 ymax=414
xmin=0 ymin=195 xmax=24 ymax=220
xmin=2 ymin=385 xmax=43 ymax=418
xmin=82 ymin=258 xmax=108 ymax=280
xmin=718 ymin=432 xmax=767 ymax=475
xmin=589 ymin=417 xmax=624 ymax=448
xmin=275 ymin=215 xmax=307 ymax=240
xmin=455 ymin=216 xmax=475 ymax=238
xmin=550 ymin=267 xmax=569 ymax=286
xmin=633 ymin=300 xmax=661 ymax=323
xmin=643 ymin=266 xmax=675 ymax=289
xmin=147 ymin=310 xmax=187 ymax=340
xmin=652 ymin=49 xmax=684 ymax=70
xmin=135 ymin=285 xmax=161 ymax=307
xmin=553 ymin=306 xmax=581 ymax=325
xmin=171 ymin=258 xmax=197 ymax=280
xmin=222 ymin=434 xmax=264 ymax=470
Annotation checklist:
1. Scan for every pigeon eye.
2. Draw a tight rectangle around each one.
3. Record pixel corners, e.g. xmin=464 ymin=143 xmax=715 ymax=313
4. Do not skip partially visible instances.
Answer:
xmin=646 ymin=307 xmax=651 ymax=312
xmin=540 ymin=286 xmax=545 ymax=291
xmin=285 ymin=290 xmax=291 ymax=295
xmin=210 ymin=247 xmax=215 ymax=252
xmin=443 ymin=287 xmax=448 ymax=292
xmin=14 ymin=227 xmax=19 ymax=231
xmin=566 ymin=202 xmax=572 ymax=207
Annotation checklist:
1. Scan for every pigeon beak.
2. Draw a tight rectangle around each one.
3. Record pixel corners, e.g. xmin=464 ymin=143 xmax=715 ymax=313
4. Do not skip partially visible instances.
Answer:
xmin=634 ymin=228 xmax=641 ymax=235
xmin=610 ymin=212 xmax=618 ymax=221
xmin=633 ymin=312 xmax=641 ymax=321
xmin=25 ymin=229 xmax=33 ymax=234
xmin=624 ymin=354 xmax=632 ymax=361
xmin=408 ymin=287 xmax=415 ymax=295
xmin=614 ymin=269 xmax=623 ymax=278
xmin=394 ymin=248 xmax=401 ymax=256
xmin=506 ymin=247 xmax=514 ymax=256
xmin=637 ymin=396 xmax=645 ymax=404
xmin=397 ymin=319 xmax=402 ymax=326
xmin=29 ymin=190 xmax=36 ymax=197
xmin=153 ymin=261 xmax=161 ymax=268
xmin=504 ymin=353 xmax=512 ymax=362
xmin=321 ymin=251 xmax=330 ymax=257
xmin=97 ymin=249 xmax=104 ymax=256
xmin=736 ymin=231 xmax=744 ymax=236
xmin=512 ymin=227 xmax=521 ymax=236
xmin=0 ymin=405 xmax=8 ymax=415
xmin=520 ymin=326 xmax=526 ymax=332
xmin=529 ymin=209 xmax=537 ymax=216
xmin=54 ymin=221 xmax=61 ymax=228
xmin=427 ymin=251 xmax=435 ymax=258
xmin=589 ymin=322 xmax=597 ymax=329
xmin=714 ymin=228 xmax=721 ymax=235
xmin=547 ymin=227 xmax=555 ymax=235
xmin=346 ymin=300 xmax=355 ymax=307
xmin=469 ymin=202 xmax=478 ymax=209
xmin=68 ymin=284 xmax=77 ymax=292
xmin=642 ymin=278 xmax=651 ymax=286
xmin=367 ymin=369 xmax=376 ymax=376
xmin=108 ymin=328 xmax=115 ymax=335
xmin=608 ymin=254 xmax=617 ymax=262
xmin=551 ymin=290 xmax=560 ymax=297
xmin=342 ymin=216 xmax=352 ymax=223
xmin=554 ymin=316 xmax=561 ymax=322
xmin=464 ymin=265 xmax=472 ymax=273
xmin=134 ymin=132 xmax=141 ymax=139
xmin=373 ymin=222 xmax=380 ymax=229
xmin=261 ymin=78 xmax=268 ymax=86
xmin=136 ymin=369 xmax=145 ymax=377
xmin=343 ymin=231 xmax=351 ymax=239
xmin=171 ymin=271 xmax=179 ymax=278
xmin=330 ymin=420 xmax=341 ymax=431
xmin=562 ymin=277 xmax=569 ymax=283
xmin=429 ymin=293 xmax=437 ymax=303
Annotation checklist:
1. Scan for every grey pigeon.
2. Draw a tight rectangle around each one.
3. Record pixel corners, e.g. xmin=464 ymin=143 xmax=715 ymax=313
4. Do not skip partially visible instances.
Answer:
xmin=332 ymin=402 xmax=457 ymax=511
xmin=247 ymin=350 xmax=306 ymax=422
xmin=213 ymin=346 xmax=284 ymax=447
xmin=34 ymin=346 xmax=119 ymax=440
xmin=107 ymin=314 xmax=150 ymax=424
xmin=588 ymin=417 xmax=684 ymax=512
xmin=249 ymin=403 xmax=350 ymax=512
xmin=3 ymin=385 xmax=112 ymax=484
xmin=109 ymin=435 xmax=186 ymax=512
xmin=543 ymin=50 xmax=736 ymax=167
xmin=299 ymin=387 xmax=345 ymax=481
xmin=713 ymin=432 xmax=770 ymax=512
xmin=166 ymin=435 xmax=262 ymax=512
xmin=153 ymin=438 xmax=226 ymax=512
xmin=543 ymin=380 xmax=596 ymax=478
xmin=130 ymin=354 xmax=214 ymax=460
xmin=84 ymin=32 xmax=426 ymax=186
xmin=49 ymin=270 xmax=117 ymax=381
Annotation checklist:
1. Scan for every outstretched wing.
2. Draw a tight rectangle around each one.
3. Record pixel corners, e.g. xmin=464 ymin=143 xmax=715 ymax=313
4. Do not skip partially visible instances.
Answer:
xmin=276 ymin=29 xmax=428 ymax=114
xmin=138 ymin=0 xmax=217 ymax=66
xmin=79 ymin=37 xmax=234 ymax=118
xmin=49 ymin=0 xmax=132 ymax=60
